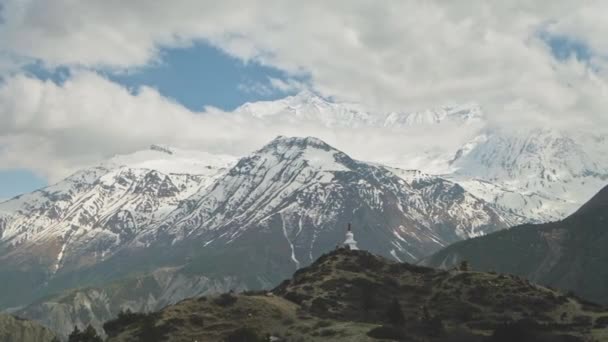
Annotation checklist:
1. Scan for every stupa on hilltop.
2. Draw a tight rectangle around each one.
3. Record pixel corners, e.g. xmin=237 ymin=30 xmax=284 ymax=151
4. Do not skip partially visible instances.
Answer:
xmin=343 ymin=223 xmax=359 ymax=250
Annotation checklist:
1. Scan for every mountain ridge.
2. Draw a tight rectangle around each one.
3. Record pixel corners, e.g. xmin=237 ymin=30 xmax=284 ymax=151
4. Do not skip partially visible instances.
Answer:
xmin=422 ymin=185 xmax=608 ymax=305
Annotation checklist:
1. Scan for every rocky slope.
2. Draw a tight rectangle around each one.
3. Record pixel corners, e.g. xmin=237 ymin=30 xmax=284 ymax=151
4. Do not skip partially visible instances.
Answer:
xmin=0 ymin=314 xmax=57 ymax=342
xmin=104 ymin=249 xmax=608 ymax=341
xmin=15 ymin=267 xmax=244 ymax=340
xmin=422 ymin=185 xmax=608 ymax=305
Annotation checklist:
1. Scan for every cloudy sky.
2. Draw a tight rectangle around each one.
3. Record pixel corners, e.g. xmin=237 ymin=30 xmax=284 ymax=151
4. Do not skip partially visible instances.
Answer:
xmin=0 ymin=0 xmax=607 ymax=198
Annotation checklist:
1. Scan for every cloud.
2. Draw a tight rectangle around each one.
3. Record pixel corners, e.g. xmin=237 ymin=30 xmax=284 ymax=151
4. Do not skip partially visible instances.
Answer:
xmin=0 ymin=71 xmax=282 ymax=180
xmin=1 ymin=1 xmax=608 ymax=180
xmin=268 ymin=78 xmax=308 ymax=93
xmin=0 ymin=71 xmax=476 ymax=181
xmin=1 ymin=1 xmax=607 ymax=126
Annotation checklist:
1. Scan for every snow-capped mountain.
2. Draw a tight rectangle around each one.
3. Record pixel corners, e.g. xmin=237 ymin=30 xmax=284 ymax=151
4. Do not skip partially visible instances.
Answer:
xmin=0 ymin=146 xmax=235 ymax=278
xmin=448 ymin=128 xmax=608 ymax=222
xmin=0 ymin=136 xmax=507 ymax=313
xmin=235 ymin=91 xmax=483 ymax=128
xmin=143 ymin=136 xmax=507 ymax=264
xmin=238 ymin=92 xmax=608 ymax=223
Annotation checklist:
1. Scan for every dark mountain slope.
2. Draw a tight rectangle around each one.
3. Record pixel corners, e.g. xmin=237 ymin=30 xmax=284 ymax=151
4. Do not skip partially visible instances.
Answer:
xmin=423 ymin=185 xmax=608 ymax=305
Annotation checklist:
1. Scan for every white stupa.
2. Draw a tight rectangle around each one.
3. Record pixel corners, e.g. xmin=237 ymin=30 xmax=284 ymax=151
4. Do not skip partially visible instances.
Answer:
xmin=344 ymin=223 xmax=359 ymax=250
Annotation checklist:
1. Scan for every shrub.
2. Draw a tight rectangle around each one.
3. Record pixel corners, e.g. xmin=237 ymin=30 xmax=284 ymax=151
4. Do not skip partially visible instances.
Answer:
xmin=103 ymin=310 xmax=152 ymax=337
xmin=68 ymin=325 xmax=103 ymax=342
xmin=386 ymin=298 xmax=405 ymax=326
xmin=319 ymin=328 xmax=338 ymax=337
xmin=136 ymin=317 xmax=176 ymax=342
xmin=459 ymin=260 xmax=471 ymax=272
xmin=214 ymin=293 xmax=238 ymax=307
xmin=310 ymin=297 xmax=337 ymax=316
xmin=571 ymin=315 xmax=592 ymax=327
xmin=225 ymin=327 xmax=265 ymax=342
xmin=242 ymin=290 xmax=267 ymax=296
xmin=442 ymin=327 xmax=483 ymax=342
xmin=366 ymin=325 xmax=405 ymax=340
xmin=313 ymin=320 xmax=332 ymax=329
xmin=281 ymin=317 xmax=295 ymax=326
xmin=189 ymin=314 xmax=204 ymax=326
xmin=594 ymin=316 xmax=608 ymax=329
xmin=283 ymin=291 xmax=308 ymax=305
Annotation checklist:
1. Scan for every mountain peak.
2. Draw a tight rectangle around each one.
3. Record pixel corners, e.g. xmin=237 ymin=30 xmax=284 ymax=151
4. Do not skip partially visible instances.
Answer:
xmin=149 ymin=144 xmax=174 ymax=155
xmin=263 ymin=135 xmax=334 ymax=152
xmin=289 ymin=90 xmax=327 ymax=103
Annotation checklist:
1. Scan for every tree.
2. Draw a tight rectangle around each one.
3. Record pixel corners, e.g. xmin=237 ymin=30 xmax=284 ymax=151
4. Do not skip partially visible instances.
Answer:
xmin=68 ymin=324 xmax=103 ymax=342
xmin=386 ymin=298 xmax=405 ymax=326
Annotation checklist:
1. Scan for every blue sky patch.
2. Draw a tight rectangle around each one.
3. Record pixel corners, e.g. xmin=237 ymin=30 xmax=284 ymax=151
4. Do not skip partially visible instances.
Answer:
xmin=0 ymin=169 xmax=47 ymax=200
xmin=541 ymin=32 xmax=593 ymax=62
xmin=106 ymin=42 xmax=303 ymax=111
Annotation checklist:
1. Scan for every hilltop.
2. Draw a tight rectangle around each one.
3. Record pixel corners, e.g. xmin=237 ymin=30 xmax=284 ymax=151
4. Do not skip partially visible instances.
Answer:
xmin=104 ymin=249 xmax=608 ymax=341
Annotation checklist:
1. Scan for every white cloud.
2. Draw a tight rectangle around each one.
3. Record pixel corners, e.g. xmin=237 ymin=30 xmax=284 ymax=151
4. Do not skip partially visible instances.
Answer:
xmin=268 ymin=78 xmax=308 ymax=93
xmin=0 ymin=71 xmax=476 ymax=181
xmin=1 ymin=1 xmax=606 ymax=122
xmin=0 ymin=1 xmax=607 ymax=180
xmin=0 ymin=71 xmax=255 ymax=180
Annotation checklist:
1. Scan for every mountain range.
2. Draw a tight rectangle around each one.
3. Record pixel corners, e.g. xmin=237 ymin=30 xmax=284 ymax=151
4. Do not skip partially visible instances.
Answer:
xmin=422 ymin=185 xmax=608 ymax=305
xmin=0 ymin=92 xmax=606 ymax=339
xmin=0 ymin=136 xmax=508 ymax=338
xmin=235 ymin=92 xmax=608 ymax=223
